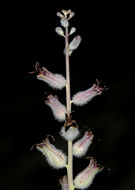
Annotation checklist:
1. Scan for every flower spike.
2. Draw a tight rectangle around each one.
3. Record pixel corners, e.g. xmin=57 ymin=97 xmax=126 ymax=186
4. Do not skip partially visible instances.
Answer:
xmin=45 ymin=94 xmax=66 ymax=122
xmin=72 ymin=79 xmax=108 ymax=106
xmin=73 ymin=130 xmax=94 ymax=157
xmin=30 ymin=62 xmax=66 ymax=90
xmin=74 ymin=157 xmax=103 ymax=189
xmin=36 ymin=135 xmax=67 ymax=169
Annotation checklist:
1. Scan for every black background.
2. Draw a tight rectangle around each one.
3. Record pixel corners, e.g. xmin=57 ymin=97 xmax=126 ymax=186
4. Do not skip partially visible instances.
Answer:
xmin=0 ymin=1 xmax=135 ymax=190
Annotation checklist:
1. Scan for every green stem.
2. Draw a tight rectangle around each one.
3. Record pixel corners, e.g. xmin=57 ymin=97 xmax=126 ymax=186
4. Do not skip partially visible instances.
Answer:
xmin=65 ymin=26 xmax=73 ymax=190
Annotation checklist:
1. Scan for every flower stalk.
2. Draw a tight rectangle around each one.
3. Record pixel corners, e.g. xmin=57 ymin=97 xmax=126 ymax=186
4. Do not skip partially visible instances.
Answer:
xmin=65 ymin=25 xmax=74 ymax=190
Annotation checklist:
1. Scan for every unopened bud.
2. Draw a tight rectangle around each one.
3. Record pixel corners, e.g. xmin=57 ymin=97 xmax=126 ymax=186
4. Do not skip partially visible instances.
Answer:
xmin=69 ymin=36 xmax=81 ymax=51
xmin=60 ymin=17 xmax=69 ymax=28
xmin=32 ymin=62 xmax=66 ymax=90
xmin=74 ymin=158 xmax=103 ymax=189
xmin=62 ymin=9 xmax=71 ymax=17
xmin=69 ymin=27 xmax=76 ymax=35
xmin=72 ymin=80 xmax=108 ymax=106
xmin=45 ymin=94 xmax=66 ymax=122
xmin=59 ymin=175 xmax=68 ymax=190
xmin=68 ymin=11 xmax=75 ymax=20
xmin=55 ymin=27 xmax=65 ymax=37
xmin=56 ymin=12 xmax=64 ymax=18
xmin=36 ymin=136 xmax=67 ymax=169
xmin=73 ymin=130 xmax=94 ymax=157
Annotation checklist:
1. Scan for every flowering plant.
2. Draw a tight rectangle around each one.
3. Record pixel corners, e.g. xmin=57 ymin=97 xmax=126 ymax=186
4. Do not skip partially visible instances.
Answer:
xmin=30 ymin=9 xmax=107 ymax=190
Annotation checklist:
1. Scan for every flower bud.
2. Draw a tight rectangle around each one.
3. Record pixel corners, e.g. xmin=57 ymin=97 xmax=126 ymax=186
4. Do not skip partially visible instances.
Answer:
xmin=69 ymin=27 xmax=76 ymax=35
xmin=73 ymin=130 xmax=94 ymax=157
xmin=74 ymin=158 xmax=103 ymax=189
xmin=59 ymin=175 xmax=68 ymax=190
xmin=68 ymin=11 xmax=75 ymax=20
xmin=55 ymin=27 xmax=65 ymax=37
xmin=72 ymin=80 xmax=108 ymax=106
xmin=36 ymin=136 xmax=67 ymax=169
xmin=56 ymin=12 xmax=64 ymax=18
xmin=62 ymin=9 xmax=71 ymax=17
xmin=60 ymin=17 xmax=69 ymax=28
xmin=69 ymin=36 xmax=81 ymax=51
xmin=45 ymin=94 xmax=66 ymax=122
xmin=32 ymin=62 xmax=66 ymax=90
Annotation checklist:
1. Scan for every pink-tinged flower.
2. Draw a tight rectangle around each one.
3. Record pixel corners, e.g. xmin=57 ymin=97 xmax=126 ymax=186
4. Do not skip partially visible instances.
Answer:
xmin=59 ymin=175 xmax=68 ymax=190
xmin=36 ymin=135 xmax=67 ymax=169
xmin=72 ymin=80 xmax=108 ymax=106
xmin=74 ymin=158 xmax=103 ymax=189
xmin=45 ymin=94 xmax=66 ymax=122
xmin=30 ymin=62 xmax=66 ymax=90
xmin=73 ymin=130 xmax=94 ymax=157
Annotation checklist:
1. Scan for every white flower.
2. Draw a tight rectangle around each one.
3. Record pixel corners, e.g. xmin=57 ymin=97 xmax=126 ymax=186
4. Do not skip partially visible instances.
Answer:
xmin=36 ymin=136 xmax=67 ymax=169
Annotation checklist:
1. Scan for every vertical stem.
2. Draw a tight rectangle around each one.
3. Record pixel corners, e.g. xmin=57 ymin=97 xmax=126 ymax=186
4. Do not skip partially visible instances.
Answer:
xmin=65 ymin=27 xmax=71 ymax=115
xmin=65 ymin=26 xmax=74 ymax=190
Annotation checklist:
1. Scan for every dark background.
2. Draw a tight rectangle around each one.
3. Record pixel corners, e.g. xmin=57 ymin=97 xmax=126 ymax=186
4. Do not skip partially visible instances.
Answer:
xmin=0 ymin=1 xmax=134 ymax=190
